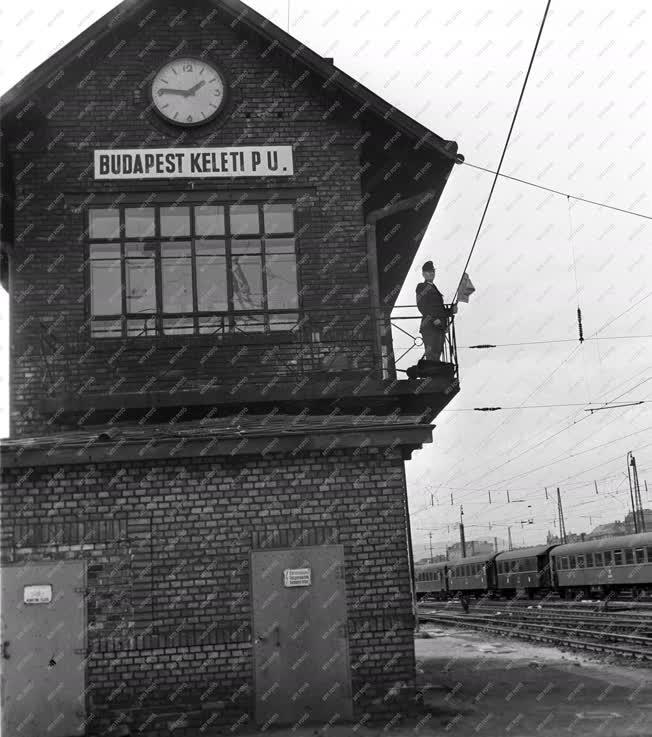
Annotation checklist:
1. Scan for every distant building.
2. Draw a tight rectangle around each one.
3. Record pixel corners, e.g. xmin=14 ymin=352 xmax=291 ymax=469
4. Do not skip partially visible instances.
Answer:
xmin=546 ymin=531 xmax=585 ymax=545
xmin=585 ymin=509 xmax=652 ymax=539
xmin=416 ymin=554 xmax=447 ymax=564
xmin=447 ymin=539 xmax=496 ymax=559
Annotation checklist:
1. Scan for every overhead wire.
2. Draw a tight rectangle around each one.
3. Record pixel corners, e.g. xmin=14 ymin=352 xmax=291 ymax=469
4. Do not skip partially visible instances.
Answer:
xmin=462 ymin=161 xmax=652 ymax=223
xmin=452 ymin=0 xmax=553 ymax=303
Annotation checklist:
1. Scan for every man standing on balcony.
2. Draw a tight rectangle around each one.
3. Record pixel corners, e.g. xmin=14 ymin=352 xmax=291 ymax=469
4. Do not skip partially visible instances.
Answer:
xmin=416 ymin=261 xmax=457 ymax=363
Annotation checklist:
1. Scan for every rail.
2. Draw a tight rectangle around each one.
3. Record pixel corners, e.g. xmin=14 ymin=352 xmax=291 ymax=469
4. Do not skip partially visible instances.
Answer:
xmin=31 ymin=305 xmax=459 ymax=400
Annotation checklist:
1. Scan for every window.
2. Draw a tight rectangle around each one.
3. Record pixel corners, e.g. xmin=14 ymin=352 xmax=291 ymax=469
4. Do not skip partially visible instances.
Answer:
xmin=586 ymin=553 xmax=593 ymax=567
xmin=647 ymin=546 xmax=652 ymax=562
xmin=569 ymin=555 xmax=576 ymax=569
xmin=604 ymin=550 xmax=613 ymax=566
xmin=625 ymin=549 xmax=634 ymax=565
xmin=87 ymin=201 xmax=298 ymax=337
xmin=614 ymin=550 xmax=623 ymax=565
xmin=594 ymin=552 xmax=603 ymax=567
xmin=560 ymin=556 xmax=569 ymax=570
xmin=576 ymin=555 xmax=585 ymax=569
xmin=635 ymin=548 xmax=645 ymax=564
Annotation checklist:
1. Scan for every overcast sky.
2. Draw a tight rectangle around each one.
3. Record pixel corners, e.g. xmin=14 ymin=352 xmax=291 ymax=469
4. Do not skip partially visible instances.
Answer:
xmin=1 ymin=0 xmax=651 ymax=557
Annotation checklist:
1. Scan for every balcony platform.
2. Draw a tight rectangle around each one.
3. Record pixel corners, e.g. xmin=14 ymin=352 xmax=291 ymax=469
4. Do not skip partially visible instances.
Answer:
xmin=2 ymin=410 xmax=442 ymax=469
xmin=36 ymin=368 xmax=459 ymax=428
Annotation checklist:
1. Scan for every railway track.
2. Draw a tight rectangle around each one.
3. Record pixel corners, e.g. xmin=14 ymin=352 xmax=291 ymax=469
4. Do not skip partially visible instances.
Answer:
xmin=419 ymin=596 xmax=652 ymax=613
xmin=418 ymin=606 xmax=652 ymax=660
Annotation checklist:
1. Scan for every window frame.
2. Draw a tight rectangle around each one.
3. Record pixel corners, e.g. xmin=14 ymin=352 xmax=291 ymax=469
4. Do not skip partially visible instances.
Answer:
xmin=85 ymin=197 xmax=301 ymax=341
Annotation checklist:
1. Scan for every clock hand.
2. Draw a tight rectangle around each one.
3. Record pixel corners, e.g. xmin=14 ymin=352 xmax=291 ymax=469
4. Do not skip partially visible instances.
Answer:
xmin=186 ymin=80 xmax=207 ymax=95
xmin=157 ymin=87 xmax=193 ymax=96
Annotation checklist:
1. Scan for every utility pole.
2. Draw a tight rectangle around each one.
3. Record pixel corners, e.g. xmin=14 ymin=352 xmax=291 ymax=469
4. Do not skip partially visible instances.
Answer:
xmin=429 ymin=532 xmax=434 ymax=562
xmin=627 ymin=451 xmax=639 ymax=534
xmin=630 ymin=454 xmax=646 ymax=532
xmin=494 ymin=536 xmax=498 ymax=553
xmin=507 ymin=526 xmax=513 ymax=551
xmin=459 ymin=505 xmax=467 ymax=558
xmin=557 ymin=488 xmax=567 ymax=544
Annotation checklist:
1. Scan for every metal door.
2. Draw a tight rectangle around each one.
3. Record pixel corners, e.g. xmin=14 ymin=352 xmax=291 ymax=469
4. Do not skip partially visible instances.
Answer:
xmin=251 ymin=544 xmax=352 ymax=726
xmin=1 ymin=560 xmax=86 ymax=736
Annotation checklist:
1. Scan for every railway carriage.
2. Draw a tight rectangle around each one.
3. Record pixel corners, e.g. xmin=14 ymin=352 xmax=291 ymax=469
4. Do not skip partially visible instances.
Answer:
xmin=495 ymin=545 xmax=555 ymax=597
xmin=414 ymin=561 xmax=449 ymax=600
xmin=447 ymin=553 xmax=497 ymax=596
xmin=551 ymin=531 xmax=652 ymax=598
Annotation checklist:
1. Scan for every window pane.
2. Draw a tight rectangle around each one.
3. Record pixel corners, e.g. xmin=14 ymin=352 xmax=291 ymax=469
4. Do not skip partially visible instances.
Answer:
xmin=614 ymin=550 xmax=623 ymax=565
xmin=162 ymin=317 xmax=194 ymax=335
xmin=265 ymin=237 xmax=295 ymax=254
xmin=89 ymin=209 xmax=120 ymax=239
xmin=125 ymin=207 xmax=155 ymax=238
xmin=586 ymin=553 xmax=593 ymax=567
xmin=197 ymin=244 xmax=228 ymax=311
xmin=635 ymin=548 xmax=645 ymax=564
xmin=577 ymin=555 xmax=584 ymax=569
xmin=126 ymin=255 xmax=156 ymax=313
xmin=266 ymin=253 xmax=298 ymax=309
xmin=269 ymin=312 xmax=298 ymax=331
xmin=195 ymin=205 xmax=225 ymax=236
xmin=127 ymin=317 xmax=157 ymax=337
xmin=198 ymin=315 xmax=228 ymax=335
xmin=160 ymin=206 xmax=190 ymax=237
xmin=232 ymin=254 xmax=263 ymax=310
xmin=595 ymin=552 xmax=603 ymax=567
xmin=604 ymin=551 xmax=613 ymax=566
xmin=230 ymin=204 xmax=260 ymax=234
xmin=232 ymin=238 xmax=262 ymax=255
xmin=91 ymin=318 xmax=122 ymax=338
xmin=263 ymin=203 xmax=294 ymax=234
xmin=90 ymin=244 xmax=121 ymax=315
xmin=233 ymin=314 xmax=265 ymax=332
xmin=625 ymin=549 xmax=634 ymax=564
xmin=161 ymin=242 xmax=192 ymax=312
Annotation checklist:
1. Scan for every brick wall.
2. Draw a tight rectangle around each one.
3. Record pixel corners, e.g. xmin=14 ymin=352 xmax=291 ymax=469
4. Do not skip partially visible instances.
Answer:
xmin=1 ymin=446 xmax=416 ymax=735
xmin=5 ymin=0 xmax=388 ymax=438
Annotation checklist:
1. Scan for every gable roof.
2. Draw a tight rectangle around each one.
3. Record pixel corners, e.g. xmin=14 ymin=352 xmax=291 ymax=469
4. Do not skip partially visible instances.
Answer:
xmin=0 ymin=0 xmax=460 ymax=163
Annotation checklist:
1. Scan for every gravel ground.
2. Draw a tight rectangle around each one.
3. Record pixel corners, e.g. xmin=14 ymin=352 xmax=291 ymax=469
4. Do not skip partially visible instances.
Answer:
xmin=415 ymin=624 xmax=652 ymax=736
xmin=235 ymin=626 xmax=652 ymax=737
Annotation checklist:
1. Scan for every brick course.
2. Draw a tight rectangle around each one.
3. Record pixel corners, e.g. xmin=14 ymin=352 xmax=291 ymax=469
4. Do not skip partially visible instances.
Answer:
xmin=1 ymin=447 xmax=415 ymax=735
xmin=4 ymin=0 xmax=404 ymax=438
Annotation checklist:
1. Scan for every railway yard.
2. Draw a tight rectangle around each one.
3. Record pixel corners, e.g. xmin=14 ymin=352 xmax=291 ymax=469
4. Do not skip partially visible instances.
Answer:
xmin=419 ymin=598 xmax=652 ymax=660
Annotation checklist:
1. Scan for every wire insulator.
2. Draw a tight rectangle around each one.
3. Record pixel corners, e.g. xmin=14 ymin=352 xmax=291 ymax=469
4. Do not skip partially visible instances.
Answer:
xmin=577 ymin=307 xmax=584 ymax=343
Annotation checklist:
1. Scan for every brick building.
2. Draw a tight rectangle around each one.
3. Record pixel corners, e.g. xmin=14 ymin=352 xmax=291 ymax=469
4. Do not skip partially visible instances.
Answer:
xmin=0 ymin=1 xmax=462 ymax=735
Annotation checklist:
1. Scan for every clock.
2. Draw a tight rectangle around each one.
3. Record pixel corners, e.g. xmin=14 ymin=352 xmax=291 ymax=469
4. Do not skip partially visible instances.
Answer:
xmin=151 ymin=58 xmax=227 ymax=127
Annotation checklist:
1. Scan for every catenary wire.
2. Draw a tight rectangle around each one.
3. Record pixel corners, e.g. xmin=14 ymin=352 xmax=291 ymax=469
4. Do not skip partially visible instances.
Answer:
xmin=452 ymin=0 xmax=552 ymax=302
xmin=462 ymin=161 xmax=652 ymax=222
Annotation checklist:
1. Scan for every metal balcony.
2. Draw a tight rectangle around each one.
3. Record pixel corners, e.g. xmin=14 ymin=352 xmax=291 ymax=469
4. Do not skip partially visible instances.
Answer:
xmin=28 ymin=306 xmax=459 ymax=424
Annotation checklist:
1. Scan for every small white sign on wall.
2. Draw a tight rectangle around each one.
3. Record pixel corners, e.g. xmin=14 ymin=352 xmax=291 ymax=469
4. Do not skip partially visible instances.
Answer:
xmin=283 ymin=568 xmax=312 ymax=588
xmin=24 ymin=584 xmax=53 ymax=604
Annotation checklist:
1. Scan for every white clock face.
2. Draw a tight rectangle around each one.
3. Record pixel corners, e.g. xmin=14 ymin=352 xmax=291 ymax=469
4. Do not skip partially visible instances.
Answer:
xmin=151 ymin=58 xmax=226 ymax=127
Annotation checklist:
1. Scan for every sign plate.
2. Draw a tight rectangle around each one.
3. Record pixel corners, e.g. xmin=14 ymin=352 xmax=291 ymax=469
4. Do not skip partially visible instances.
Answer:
xmin=24 ymin=584 xmax=52 ymax=604
xmin=283 ymin=568 xmax=311 ymax=588
xmin=94 ymin=146 xmax=294 ymax=180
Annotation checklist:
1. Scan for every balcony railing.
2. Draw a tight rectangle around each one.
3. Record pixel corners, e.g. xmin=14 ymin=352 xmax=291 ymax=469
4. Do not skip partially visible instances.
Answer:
xmin=29 ymin=305 xmax=458 ymax=413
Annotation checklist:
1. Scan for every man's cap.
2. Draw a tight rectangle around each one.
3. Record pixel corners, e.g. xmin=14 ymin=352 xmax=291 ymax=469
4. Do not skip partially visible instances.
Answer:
xmin=422 ymin=261 xmax=435 ymax=271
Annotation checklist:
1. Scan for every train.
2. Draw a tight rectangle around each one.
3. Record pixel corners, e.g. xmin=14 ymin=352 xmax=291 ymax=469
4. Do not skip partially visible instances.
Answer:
xmin=415 ymin=531 xmax=652 ymax=601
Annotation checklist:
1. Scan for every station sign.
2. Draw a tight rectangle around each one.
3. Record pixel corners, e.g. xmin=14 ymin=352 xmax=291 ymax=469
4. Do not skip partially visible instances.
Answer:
xmin=23 ymin=584 xmax=53 ymax=604
xmin=283 ymin=568 xmax=312 ymax=588
xmin=94 ymin=145 xmax=294 ymax=180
